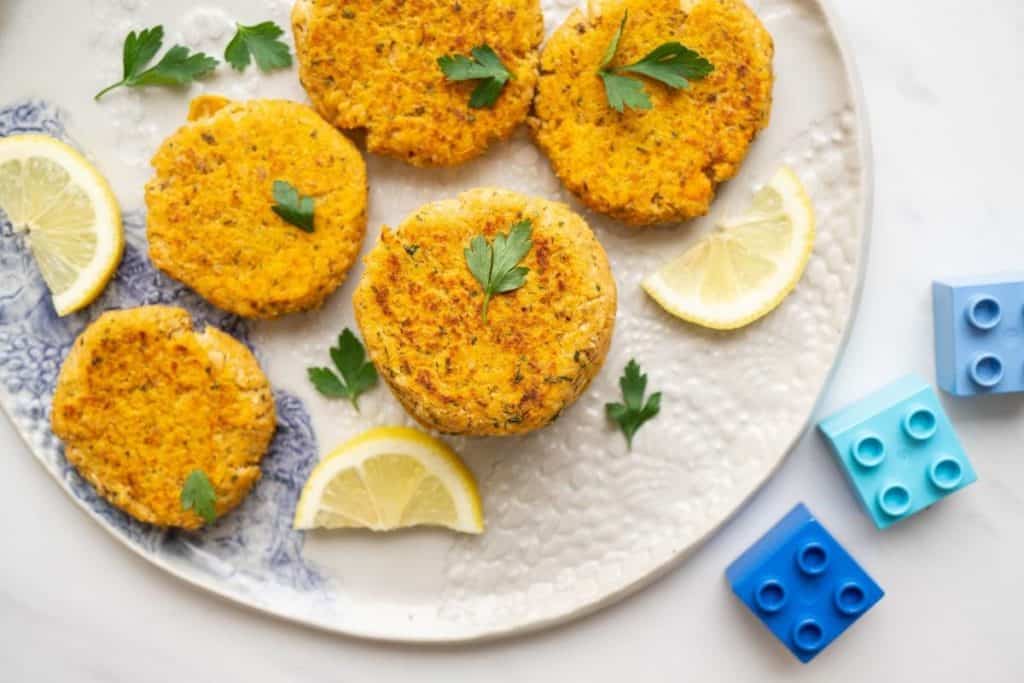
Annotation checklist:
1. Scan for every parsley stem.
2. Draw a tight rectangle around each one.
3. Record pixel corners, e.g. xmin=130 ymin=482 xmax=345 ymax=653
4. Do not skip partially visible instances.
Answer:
xmin=481 ymin=292 xmax=492 ymax=323
xmin=94 ymin=81 xmax=125 ymax=101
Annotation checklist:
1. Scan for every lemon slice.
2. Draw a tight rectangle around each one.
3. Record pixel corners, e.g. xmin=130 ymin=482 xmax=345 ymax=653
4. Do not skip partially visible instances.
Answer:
xmin=293 ymin=426 xmax=484 ymax=534
xmin=642 ymin=167 xmax=815 ymax=330
xmin=0 ymin=134 xmax=123 ymax=316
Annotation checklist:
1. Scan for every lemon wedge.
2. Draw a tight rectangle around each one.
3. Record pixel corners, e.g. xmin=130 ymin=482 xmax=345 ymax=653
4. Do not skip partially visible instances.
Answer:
xmin=293 ymin=426 xmax=484 ymax=534
xmin=0 ymin=134 xmax=123 ymax=316
xmin=642 ymin=167 xmax=815 ymax=330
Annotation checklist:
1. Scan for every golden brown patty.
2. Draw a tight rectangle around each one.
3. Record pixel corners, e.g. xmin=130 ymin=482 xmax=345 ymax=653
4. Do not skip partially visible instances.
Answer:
xmin=51 ymin=306 xmax=276 ymax=529
xmin=292 ymin=0 xmax=543 ymax=167
xmin=354 ymin=188 xmax=617 ymax=435
xmin=531 ymin=0 xmax=774 ymax=226
xmin=146 ymin=96 xmax=367 ymax=318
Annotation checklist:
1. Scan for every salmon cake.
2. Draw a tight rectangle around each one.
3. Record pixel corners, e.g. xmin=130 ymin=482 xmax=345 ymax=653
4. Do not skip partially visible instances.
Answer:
xmin=51 ymin=306 xmax=276 ymax=529
xmin=146 ymin=96 xmax=367 ymax=318
xmin=531 ymin=0 xmax=774 ymax=226
xmin=291 ymin=0 xmax=543 ymax=167
xmin=354 ymin=188 xmax=617 ymax=436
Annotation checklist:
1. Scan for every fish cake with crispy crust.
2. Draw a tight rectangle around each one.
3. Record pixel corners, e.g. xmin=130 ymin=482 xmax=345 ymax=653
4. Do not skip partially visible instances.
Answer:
xmin=291 ymin=0 xmax=543 ymax=167
xmin=531 ymin=0 xmax=774 ymax=226
xmin=146 ymin=96 xmax=367 ymax=318
xmin=354 ymin=188 xmax=617 ymax=436
xmin=51 ymin=306 xmax=276 ymax=529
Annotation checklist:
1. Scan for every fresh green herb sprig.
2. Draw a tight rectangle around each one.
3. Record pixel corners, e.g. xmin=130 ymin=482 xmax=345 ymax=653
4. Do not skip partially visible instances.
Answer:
xmin=438 ymin=45 xmax=513 ymax=109
xmin=181 ymin=469 xmax=217 ymax=524
xmin=272 ymin=180 xmax=315 ymax=232
xmin=464 ymin=219 xmax=533 ymax=323
xmin=225 ymin=21 xmax=293 ymax=72
xmin=95 ymin=26 xmax=218 ymax=101
xmin=308 ymin=329 xmax=379 ymax=411
xmin=606 ymin=359 xmax=662 ymax=449
xmin=597 ymin=11 xmax=714 ymax=113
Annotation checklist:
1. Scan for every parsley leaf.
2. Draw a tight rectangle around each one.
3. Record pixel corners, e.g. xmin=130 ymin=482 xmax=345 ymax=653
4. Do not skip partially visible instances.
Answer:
xmin=307 ymin=329 xmax=378 ymax=411
xmin=605 ymin=359 xmax=662 ymax=450
xmin=599 ymin=72 xmax=652 ymax=112
xmin=181 ymin=469 xmax=217 ymax=525
xmin=596 ymin=11 xmax=713 ymax=113
xmin=464 ymin=219 xmax=533 ymax=323
xmin=95 ymin=26 xmax=218 ymax=100
xmin=618 ymin=42 xmax=714 ymax=88
xmin=438 ymin=45 xmax=513 ymax=109
xmin=271 ymin=180 xmax=315 ymax=232
xmin=122 ymin=25 xmax=165 ymax=80
xmin=599 ymin=12 xmax=627 ymax=70
xmin=225 ymin=21 xmax=293 ymax=72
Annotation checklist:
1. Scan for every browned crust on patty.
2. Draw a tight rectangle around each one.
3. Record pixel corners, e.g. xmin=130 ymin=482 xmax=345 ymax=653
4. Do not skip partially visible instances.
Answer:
xmin=51 ymin=306 xmax=276 ymax=529
xmin=146 ymin=97 xmax=367 ymax=318
xmin=292 ymin=0 xmax=543 ymax=167
xmin=530 ymin=0 xmax=774 ymax=226
xmin=354 ymin=188 xmax=617 ymax=435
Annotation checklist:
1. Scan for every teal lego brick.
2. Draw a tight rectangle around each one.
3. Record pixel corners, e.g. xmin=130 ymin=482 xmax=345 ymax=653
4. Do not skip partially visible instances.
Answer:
xmin=817 ymin=375 xmax=977 ymax=529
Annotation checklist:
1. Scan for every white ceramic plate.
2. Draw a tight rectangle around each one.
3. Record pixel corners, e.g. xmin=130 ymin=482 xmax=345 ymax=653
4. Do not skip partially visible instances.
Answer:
xmin=0 ymin=0 xmax=870 ymax=641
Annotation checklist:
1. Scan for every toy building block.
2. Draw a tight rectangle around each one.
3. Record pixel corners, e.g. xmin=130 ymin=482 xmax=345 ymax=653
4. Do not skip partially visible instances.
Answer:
xmin=933 ymin=273 xmax=1024 ymax=396
xmin=818 ymin=375 xmax=977 ymax=529
xmin=726 ymin=503 xmax=884 ymax=663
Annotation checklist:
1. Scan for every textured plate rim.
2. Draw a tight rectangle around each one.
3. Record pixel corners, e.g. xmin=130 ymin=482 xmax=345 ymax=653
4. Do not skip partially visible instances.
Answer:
xmin=4 ymin=0 xmax=874 ymax=644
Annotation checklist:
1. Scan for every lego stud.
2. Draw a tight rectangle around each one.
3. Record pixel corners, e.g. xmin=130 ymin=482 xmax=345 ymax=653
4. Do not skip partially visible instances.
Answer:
xmin=902 ymin=406 xmax=937 ymax=441
xmin=877 ymin=484 xmax=912 ymax=517
xmin=965 ymin=295 xmax=1001 ymax=330
xmin=796 ymin=542 xmax=829 ymax=576
xmin=969 ymin=353 xmax=1004 ymax=388
xmin=850 ymin=434 xmax=885 ymax=468
xmin=791 ymin=618 xmax=826 ymax=653
xmin=834 ymin=581 xmax=868 ymax=616
xmin=754 ymin=579 xmax=787 ymax=613
xmin=929 ymin=456 xmax=964 ymax=491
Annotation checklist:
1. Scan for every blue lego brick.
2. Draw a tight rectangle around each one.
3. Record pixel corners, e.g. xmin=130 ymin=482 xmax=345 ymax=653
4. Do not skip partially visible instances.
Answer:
xmin=817 ymin=375 xmax=977 ymax=529
xmin=726 ymin=503 xmax=884 ymax=663
xmin=933 ymin=273 xmax=1024 ymax=396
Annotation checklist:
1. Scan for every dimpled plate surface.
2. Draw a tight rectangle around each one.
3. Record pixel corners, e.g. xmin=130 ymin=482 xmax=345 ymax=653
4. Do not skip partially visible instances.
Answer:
xmin=0 ymin=0 xmax=871 ymax=641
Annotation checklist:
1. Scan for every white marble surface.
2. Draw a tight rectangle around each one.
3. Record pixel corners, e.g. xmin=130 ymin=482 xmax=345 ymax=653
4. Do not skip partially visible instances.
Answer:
xmin=2 ymin=0 xmax=1023 ymax=680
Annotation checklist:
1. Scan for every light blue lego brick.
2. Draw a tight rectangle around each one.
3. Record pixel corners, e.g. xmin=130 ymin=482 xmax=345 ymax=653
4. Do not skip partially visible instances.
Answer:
xmin=932 ymin=280 xmax=957 ymax=393
xmin=818 ymin=374 xmax=977 ymax=529
xmin=726 ymin=503 xmax=884 ymax=663
xmin=932 ymin=273 xmax=1024 ymax=396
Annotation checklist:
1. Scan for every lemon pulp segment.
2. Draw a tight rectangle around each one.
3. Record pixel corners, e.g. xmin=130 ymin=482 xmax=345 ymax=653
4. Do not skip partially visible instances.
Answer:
xmin=0 ymin=134 xmax=122 ymax=316
xmin=642 ymin=166 xmax=815 ymax=330
xmin=294 ymin=426 xmax=484 ymax=534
